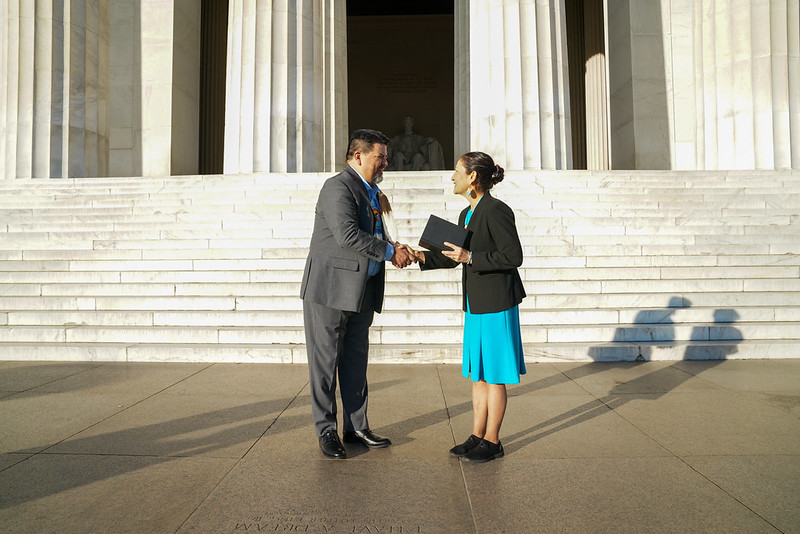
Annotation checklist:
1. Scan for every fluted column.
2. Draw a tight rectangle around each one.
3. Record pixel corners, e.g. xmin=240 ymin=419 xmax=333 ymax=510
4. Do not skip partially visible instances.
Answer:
xmin=33 ymin=0 xmax=53 ymax=177
xmin=583 ymin=0 xmax=608 ymax=170
xmin=224 ymin=0 xmax=346 ymax=173
xmin=454 ymin=0 xmax=471 ymax=160
xmin=1 ymin=0 xmax=109 ymax=179
xmin=17 ymin=1 xmax=34 ymax=177
xmin=667 ymin=0 xmax=800 ymax=170
xmin=465 ymin=0 xmax=572 ymax=170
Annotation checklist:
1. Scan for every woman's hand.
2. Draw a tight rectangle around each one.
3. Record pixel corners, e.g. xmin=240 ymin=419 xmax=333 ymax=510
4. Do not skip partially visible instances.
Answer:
xmin=396 ymin=243 xmax=426 ymax=264
xmin=442 ymin=242 xmax=470 ymax=264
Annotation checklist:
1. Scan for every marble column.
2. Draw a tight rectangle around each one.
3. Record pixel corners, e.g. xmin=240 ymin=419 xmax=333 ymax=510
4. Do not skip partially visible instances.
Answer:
xmin=607 ymin=0 xmax=671 ymax=170
xmin=1 ymin=0 xmax=109 ymax=179
xmin=109 ymin=0 xmax=138 ymax=177
xmin=454 ymin=1 xmax=471 ymax=161
xmin=462 ymin=0 xmax=572 ymax=170
xmin=138 ymin=0 xmax=175 ymax=177
xmin=583 ymin=0 xmax=608 ymax=170
xmin=224 ymin=0 xmax=347 ymax=173
xmin=170 ymin=0 xmax=200 ymax=175
xmin=665 ymin=0 xmax=800 ymax=170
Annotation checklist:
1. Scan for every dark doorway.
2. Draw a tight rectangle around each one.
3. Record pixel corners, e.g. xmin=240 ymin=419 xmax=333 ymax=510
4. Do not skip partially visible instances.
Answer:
xmin=347 ymin=1 xmax=454 ymax=170
xmin=198 ymin=0 xmax=228 ymax=174
xmin=566 ymin=0 xmax=608 ymax=170
xmin=566 ymin=0 xmax=588 ymax=170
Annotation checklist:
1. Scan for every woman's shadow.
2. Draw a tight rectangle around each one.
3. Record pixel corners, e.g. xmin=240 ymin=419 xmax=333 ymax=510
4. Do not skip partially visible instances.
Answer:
xmin=502 ymin=307 xmax=744 ymax=452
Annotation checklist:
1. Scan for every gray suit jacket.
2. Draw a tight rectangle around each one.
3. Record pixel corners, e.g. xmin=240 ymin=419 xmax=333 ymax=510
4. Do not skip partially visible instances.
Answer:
xmin=300 ymin=166 xmax=389 ymax=313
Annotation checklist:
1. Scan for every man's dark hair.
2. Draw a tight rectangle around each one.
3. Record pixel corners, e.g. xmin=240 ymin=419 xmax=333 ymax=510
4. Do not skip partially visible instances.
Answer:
xmin=346 ymin=129 xmax=389 ymax=160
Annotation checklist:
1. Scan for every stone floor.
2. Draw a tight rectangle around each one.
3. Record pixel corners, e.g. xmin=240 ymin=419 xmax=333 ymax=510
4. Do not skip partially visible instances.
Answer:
xmin=0 ymin=359 xmax=798 ymax=533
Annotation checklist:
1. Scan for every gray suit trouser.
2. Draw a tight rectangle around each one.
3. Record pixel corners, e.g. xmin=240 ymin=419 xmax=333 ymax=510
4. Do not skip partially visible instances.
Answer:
xmin=303 ymin=282 xmax=376 ymax=436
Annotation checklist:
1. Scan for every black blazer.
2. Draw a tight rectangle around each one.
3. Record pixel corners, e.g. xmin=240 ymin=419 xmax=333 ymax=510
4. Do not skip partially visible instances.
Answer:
xmin=421 ymin=192 xmax=526 ymax=314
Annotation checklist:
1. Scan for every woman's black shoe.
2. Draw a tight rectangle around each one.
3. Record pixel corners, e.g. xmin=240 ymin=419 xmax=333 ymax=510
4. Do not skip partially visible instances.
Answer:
xmin=462 ymin=439 xmax=504 ymax=463
xmin=449 ymin=434 xmax=482 ymax=457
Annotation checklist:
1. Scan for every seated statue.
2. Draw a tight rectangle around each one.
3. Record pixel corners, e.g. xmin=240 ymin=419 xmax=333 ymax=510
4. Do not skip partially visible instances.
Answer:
xmin=387 ymin=116 xmax=445 ymax=171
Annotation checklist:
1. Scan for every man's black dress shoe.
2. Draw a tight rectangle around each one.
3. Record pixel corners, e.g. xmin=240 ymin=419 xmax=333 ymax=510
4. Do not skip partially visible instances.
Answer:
xmin=319 ymin=429 xmax=346 ymax=459
xmin=342 ymin=429 xmax=392 ymax=448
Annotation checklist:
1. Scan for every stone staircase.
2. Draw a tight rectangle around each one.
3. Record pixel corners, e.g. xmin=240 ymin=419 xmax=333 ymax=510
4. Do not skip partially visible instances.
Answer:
xmin=0 ymin=170 xmax=799 ymax=363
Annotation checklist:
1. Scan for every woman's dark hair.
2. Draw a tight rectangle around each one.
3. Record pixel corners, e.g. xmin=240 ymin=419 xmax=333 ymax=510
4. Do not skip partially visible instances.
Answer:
xmin=459 ymin=151 xmax=504 ymax=192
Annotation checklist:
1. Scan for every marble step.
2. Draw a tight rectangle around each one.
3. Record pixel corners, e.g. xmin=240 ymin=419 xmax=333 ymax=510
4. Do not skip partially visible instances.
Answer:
xmin=0 ymin=339 xmax=797 ymax=363
xmin=4 ymin=190 xmax=799 ymax=206
xmin=4 ymin=248 xmax=799 ymax=268
xmin=9 ymin=245 xmax=794 ymax=262
xmin=2 ymin=291 xmax=797 ymax=318
xmin=3 ymin=269 xmax=800 ymax=293
xmin=3 ymin=199 xmax=797 ymax=220
xmin=2 ymin=274 xmax=800 ymax=299
xmin=4 ymin=211 xmax=797 ymax=233
xmin=3 ymin=172 xmax=798 ymax=189
xmin=9 ymin=223 xmax=795 ymax=240
xmin=3 ymin=213 xmax=797 ymax=232
xmin=3 ymin=303 xmax=799 ymax=331
xmin=1 ymin=287 xmax=799 ymax=311
xmin=5 ymin=197 xmax=800 ymax=216
xmin=1 ymin=233 xmax=797 ymax=253
xmin=3 ymin=173 xmax=798 ymax=191
xmin=4 ymin=207 xmax=799 ymax=225
xmin=0 ymin=320 xmax=797 ymax=346
xmin=1 ymin=258 xmax=796 ymax=280
xmin=5 ymin=277 xmax=798 ymax=305
xmin=1 ymin=290 xmax=799 ymax=318
xmin=6 ymin=185 xmax=799 ymax=201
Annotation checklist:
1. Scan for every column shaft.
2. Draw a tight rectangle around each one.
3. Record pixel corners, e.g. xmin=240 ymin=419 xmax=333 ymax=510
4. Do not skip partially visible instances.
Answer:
xmin=468 ymin=0 xmax=571 ymax=170
xmin=583 ymin=0 xmax=608 ymax=170
xmin=224 ymin=0 xmax=345 ymax=173
xmin=668 ymin=0 xmax=799 ymax=169
xmin=17 ymin=2 xmax=34 ymax=177
xmin=33 ymin=0 xmax=53 ymax=178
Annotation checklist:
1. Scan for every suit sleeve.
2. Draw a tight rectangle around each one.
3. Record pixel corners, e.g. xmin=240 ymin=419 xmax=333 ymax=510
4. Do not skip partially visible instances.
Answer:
xmin=419 ymin=249 xmax=458 ymax=271
xmin=318 ymin=177 xmax=388 ymax=261
xmin=471 ymin=203 xmax=523 ymax=272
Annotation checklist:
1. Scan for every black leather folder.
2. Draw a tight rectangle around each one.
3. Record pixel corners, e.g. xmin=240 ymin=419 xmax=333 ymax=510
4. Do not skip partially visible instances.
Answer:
xmin=419 ymin=214 xmax=472 ymax=252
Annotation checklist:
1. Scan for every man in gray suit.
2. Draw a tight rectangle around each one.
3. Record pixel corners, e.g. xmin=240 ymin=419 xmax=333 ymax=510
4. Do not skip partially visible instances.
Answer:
xmin=301 ymin=129 xmax=415 ymax=459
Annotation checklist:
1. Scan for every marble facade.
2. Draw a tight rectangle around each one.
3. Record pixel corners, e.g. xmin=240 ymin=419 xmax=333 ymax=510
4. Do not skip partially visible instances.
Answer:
xmin=1 ymin=0 xmax=798 ymax=179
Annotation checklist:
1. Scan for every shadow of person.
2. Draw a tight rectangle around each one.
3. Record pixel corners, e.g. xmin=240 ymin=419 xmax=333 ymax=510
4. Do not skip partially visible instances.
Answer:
xmin=588 ymin=296 xmax=691 ymax=362
xmin=375 ymin=367 xmax=576 ymax=447
xmin=0 ymin=375 xmax=417 ymax=505
xmin=503 ymin=307 xmax=744 ymax=453
xmin=0 ymin=392 xmax=319 ymax=505
xmin=685 ymin=309 xmax=743 ymax=360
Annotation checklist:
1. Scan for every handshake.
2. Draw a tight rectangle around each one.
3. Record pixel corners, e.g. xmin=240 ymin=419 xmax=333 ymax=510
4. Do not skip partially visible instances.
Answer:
xmin=390 ymin=243 xmax=425 ymax=268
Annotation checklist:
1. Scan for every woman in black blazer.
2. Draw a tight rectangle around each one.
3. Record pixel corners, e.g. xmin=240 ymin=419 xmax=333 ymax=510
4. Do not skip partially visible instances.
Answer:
xmin=414 ymin=151 xmax=526 ymax=463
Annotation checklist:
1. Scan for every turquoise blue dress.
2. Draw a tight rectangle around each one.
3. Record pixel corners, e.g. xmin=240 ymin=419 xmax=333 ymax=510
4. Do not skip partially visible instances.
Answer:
xmin=462 ymin=206 xmax=526 ymax=384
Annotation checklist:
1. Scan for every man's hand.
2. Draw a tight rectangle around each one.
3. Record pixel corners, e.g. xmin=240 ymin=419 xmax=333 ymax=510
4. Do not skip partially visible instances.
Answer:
xmin=397 ymin=243 xmax=425 ymax=265
xmin=391 ymin=243 xmax=416 ymax=268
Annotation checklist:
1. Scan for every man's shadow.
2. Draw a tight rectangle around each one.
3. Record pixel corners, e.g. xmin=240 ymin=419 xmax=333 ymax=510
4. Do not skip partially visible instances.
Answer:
xmin=502 ymin=307 xmax=744 ymax=452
